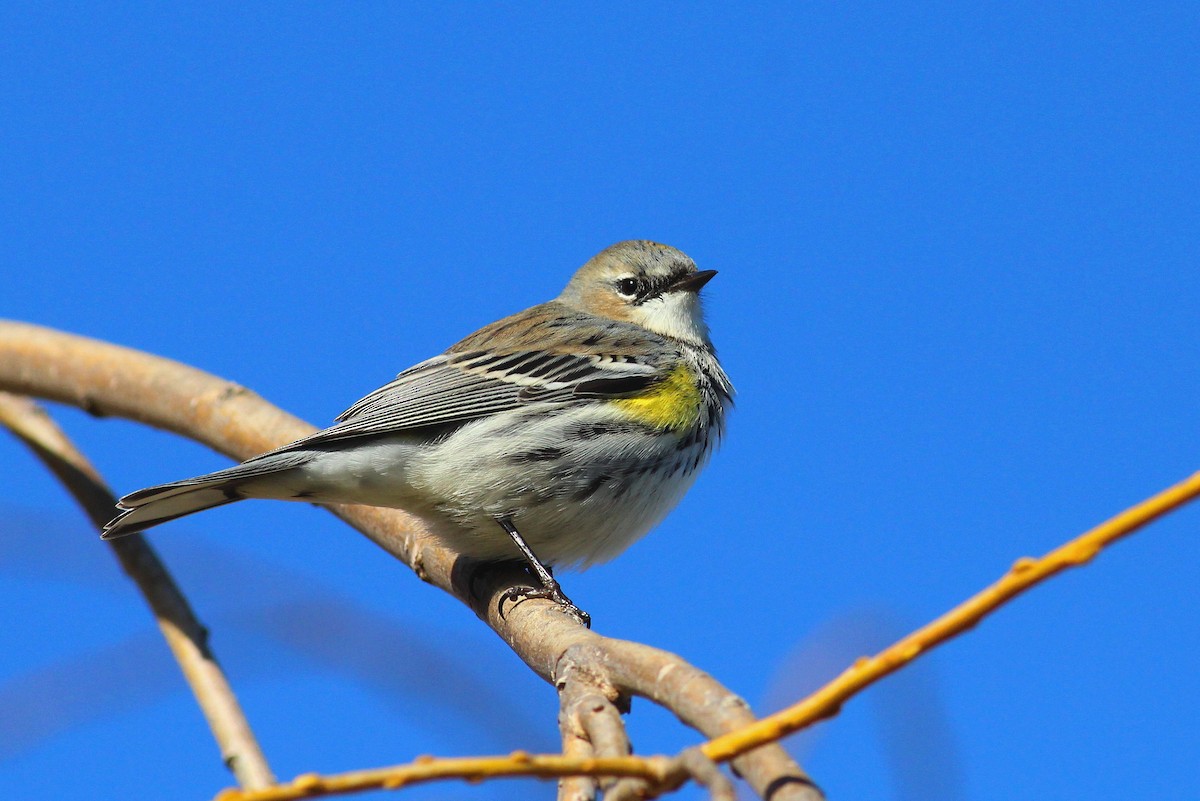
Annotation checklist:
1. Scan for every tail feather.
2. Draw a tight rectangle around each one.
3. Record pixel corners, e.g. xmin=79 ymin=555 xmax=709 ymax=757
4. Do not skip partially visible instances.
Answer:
xmin=103 ymin=450 xmax=316 ymax=539
xmin=103 ymin=487 xmax=242 ymax=538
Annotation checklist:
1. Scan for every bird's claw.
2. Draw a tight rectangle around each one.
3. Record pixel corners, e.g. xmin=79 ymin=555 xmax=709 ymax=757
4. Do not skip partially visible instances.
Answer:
xmin=499 ymin=582 xmax=591 ymax=628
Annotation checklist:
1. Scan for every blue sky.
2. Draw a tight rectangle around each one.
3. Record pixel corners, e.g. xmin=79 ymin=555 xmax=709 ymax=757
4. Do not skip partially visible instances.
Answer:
xmin=2 ymin=4 xmax=1198 ymax=800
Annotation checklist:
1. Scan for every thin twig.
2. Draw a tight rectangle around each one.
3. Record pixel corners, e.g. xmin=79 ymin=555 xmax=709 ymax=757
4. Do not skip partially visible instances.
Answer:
xmin=700 ymin=465 xmax=1200 ymax=764
xmin=212 ymin=753 xmax=675 ymax=801
xmin=0 ymin=392 xmax=276 ymax=789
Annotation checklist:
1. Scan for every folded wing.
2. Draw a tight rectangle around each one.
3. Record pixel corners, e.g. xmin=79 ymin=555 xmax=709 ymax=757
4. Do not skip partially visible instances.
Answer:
xmin=312 ymin=303 xmax=676 ymax=444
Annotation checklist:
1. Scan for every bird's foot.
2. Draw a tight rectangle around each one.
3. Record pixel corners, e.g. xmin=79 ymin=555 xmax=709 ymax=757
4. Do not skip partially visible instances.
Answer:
xmin=499 ymin=578 xmax=591 ymax=628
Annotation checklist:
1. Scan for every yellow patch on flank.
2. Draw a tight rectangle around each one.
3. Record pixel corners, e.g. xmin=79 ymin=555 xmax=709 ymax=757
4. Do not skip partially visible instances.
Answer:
xmin=613 ymin=363 xmax=702 ymax=432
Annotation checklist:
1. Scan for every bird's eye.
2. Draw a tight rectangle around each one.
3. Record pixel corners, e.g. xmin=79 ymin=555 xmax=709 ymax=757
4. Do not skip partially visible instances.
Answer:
xmin=616 ymin=278 xmax=641 ymax=298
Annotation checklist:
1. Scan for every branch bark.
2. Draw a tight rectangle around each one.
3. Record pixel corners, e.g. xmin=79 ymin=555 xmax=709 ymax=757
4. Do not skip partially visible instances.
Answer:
xmin=556 ymin=686 xmax=599 ymax=801
xmin=0 ymin=391 xmax=275 ymax=789
xmin=0 ymin=320 xmax=816 ymax=801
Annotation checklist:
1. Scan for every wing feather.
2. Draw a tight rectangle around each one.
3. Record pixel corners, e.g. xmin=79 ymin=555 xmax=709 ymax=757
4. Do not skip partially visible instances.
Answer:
xmin=277 ymin=305 xmax=674 ymax=450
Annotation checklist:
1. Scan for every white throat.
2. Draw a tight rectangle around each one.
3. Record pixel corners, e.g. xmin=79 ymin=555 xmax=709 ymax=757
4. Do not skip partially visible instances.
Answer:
xmin=633 ymin=293 xmax=711 ymax=346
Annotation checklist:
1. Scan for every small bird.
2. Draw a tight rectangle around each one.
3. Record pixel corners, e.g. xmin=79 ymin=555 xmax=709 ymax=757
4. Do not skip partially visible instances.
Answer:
xmin=104 ymin=241 xmax=734 ymax=624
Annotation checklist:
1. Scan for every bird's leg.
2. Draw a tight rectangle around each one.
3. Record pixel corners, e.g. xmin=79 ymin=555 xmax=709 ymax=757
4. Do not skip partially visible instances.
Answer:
xmin=495 ymin=516 xmax=590 ymax=627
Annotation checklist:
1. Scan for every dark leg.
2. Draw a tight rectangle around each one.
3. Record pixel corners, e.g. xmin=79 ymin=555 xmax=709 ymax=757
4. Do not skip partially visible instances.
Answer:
xmin=496 ymin=517 xmax=590 ymax=627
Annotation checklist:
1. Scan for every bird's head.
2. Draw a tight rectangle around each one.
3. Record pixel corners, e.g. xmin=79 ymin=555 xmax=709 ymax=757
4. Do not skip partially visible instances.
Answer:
xmin=557 ymin=240 xmax=716 ymax=346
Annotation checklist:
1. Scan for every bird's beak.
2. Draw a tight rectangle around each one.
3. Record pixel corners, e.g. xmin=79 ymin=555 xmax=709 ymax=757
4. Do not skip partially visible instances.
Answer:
xmin=667 ymin=269 xmax=717 ymax=294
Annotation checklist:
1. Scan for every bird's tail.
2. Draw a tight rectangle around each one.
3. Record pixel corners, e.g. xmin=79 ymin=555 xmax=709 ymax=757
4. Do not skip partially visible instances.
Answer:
xmin=103 ymin=481 xmax=242 ymax=538
xmin=103 ymin=450 xmax=315 ymax=539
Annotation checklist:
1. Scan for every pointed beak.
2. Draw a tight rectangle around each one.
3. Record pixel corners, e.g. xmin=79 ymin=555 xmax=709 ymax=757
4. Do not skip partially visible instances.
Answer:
xmin=667 ymin=269 xmax=717 ymax=294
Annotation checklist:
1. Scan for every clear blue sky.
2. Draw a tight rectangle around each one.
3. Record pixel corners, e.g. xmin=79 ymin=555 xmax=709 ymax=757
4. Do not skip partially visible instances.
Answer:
xmin=2 ymin=4 xmax=1198 ymax=800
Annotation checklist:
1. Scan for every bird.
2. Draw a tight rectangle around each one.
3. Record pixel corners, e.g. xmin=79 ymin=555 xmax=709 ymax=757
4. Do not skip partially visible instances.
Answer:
xmin=104 ymin=240 xmax=734 ymax=624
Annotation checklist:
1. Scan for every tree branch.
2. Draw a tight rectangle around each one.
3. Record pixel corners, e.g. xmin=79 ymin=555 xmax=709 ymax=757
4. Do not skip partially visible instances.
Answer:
xmin=0 ymin=391 xmax=275 ymax=789
xmin=211 ymin=753 xmax=675 ymax=801
xmin=699 ymin=464 xmax=1200 ymax=764
xmin=0 ymin=320 xmax=815 ymax=801
xmin=556 ymin=685 xmax=599 ymax=801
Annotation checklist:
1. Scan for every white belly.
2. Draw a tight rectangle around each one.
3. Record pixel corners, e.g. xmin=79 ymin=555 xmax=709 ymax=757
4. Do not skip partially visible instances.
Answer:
xmin=289 ymin=404 xmax=714 ymax=569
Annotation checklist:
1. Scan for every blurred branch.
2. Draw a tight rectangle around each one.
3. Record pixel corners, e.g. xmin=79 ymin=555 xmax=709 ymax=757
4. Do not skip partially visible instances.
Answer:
xmin=0 ymin=391 xmax=275 ymax=789
xmin=608 ymin=748 xmax=735 ymax=801
xmin=699 ymin=464 xmax=1200 ymax=764
xmin=210 ymin=748 xmax=737 ymax=801
xmin=212 ymin=752 xmax=673 ymax=801
xmin=0 ymin=320 xmax=815 ymax=801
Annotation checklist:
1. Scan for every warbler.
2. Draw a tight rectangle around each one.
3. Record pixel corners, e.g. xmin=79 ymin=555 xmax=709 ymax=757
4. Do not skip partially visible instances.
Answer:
xmin=104 ymin=240 xmax=734 ymax=623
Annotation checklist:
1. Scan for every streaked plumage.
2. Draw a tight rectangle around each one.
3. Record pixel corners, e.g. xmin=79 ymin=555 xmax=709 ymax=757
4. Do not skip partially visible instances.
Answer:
xmin=105 ymin=241 xmax=733 ymax=616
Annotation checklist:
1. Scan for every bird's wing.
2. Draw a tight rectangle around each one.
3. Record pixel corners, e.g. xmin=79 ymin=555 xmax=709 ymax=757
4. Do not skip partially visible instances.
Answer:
xmin=278 ymin=305 xmax=673 ymax=448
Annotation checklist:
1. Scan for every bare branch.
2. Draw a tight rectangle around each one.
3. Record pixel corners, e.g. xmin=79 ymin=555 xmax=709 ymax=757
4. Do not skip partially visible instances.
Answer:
xmin=0 ymin=391 xmax=275 ymax=789
xmin=700 ymin=464 xmax=1200 ymax=764
xmin=675 ymin=748 xmax=736 ymax=801
xmin=0 ymin=320 xmax=810 ymax=800
xmin=557 ymin=677 xmax=628 ymax=800
xmin=211 ymin=753 xmax=676 ymax=801
xmin=606 ymin=748 xmax=736 ymax=801
xmin=576 ymin=693 xmax=629 ymax=765
xmin=556 ymin=694 xmax=598 ymax=801
xmin=595 ymin=639 xmax=819 ymax=799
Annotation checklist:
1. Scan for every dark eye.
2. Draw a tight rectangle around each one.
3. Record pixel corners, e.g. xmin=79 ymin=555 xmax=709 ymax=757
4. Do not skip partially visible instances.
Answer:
xmin=616 ymin=277 xmax=641 ymax=298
